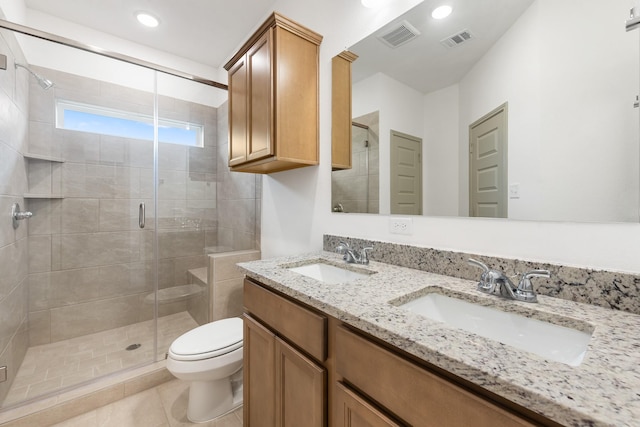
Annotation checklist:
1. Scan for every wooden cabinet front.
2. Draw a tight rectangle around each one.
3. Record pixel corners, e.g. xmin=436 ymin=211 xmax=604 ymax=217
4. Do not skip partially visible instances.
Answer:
xmin=335 ymin=326 xmax=537 ymax=427
xmin=225 ymin=12 xmax=322 ymax=174
xmin=243 ymin=278 xmax=327 ymax=427
xmin=275 ymin=337 xmax=326 ymax=427
xmin=244 ymin=314 xmax=276 ymax=427
xmin=228 ymin=56 xmax=248 ymax=167
xmin=246 ymin=29 xmax=273 ymax=163
xmin=244 ymin=278 xmax=326 ymax=362
xmin=334 ymin=382 xmax=401 ymax=427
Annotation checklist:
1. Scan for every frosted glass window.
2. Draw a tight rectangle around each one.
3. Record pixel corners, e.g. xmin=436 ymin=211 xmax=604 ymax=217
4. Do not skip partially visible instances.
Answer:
xmin=55 ymin=100 xmax=203 ymax=147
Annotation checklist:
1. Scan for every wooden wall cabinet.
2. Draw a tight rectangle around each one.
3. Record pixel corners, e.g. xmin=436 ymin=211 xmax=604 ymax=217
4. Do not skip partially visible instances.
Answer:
xmin=331 ymin=51 xmax=358 ymax=171
xmin=225 ymin=13 xmax=322 ymax=174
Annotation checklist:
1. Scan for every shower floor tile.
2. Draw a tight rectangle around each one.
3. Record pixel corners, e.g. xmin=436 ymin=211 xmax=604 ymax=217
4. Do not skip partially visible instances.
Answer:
xmin=3 ymin=311 xmax=198 ymax=407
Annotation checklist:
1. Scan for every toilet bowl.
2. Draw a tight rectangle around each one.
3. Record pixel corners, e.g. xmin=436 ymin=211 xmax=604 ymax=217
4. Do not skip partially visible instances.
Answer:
xmin=167 ymin=317 xmax=243 ymax=422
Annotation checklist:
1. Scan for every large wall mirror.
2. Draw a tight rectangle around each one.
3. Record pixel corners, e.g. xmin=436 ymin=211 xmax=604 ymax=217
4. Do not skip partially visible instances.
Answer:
xmin=331 ymin=0 xmax=640 ymax=223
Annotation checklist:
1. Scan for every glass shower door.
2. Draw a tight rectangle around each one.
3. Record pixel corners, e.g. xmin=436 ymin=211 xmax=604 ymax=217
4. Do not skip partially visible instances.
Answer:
xmin=1 ymin=33 xmax=160 ymax=408
xmin=153 ymin=73 xmax=228 ymax=339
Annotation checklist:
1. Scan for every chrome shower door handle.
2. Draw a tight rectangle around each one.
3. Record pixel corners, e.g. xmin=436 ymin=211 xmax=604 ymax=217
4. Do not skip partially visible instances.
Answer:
xmin=139 ymin=202 xmax=145 ymax=229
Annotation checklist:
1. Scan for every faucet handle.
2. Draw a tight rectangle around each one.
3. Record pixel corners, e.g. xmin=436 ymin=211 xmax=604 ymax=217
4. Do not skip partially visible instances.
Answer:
xmin=468 ymin=258 xmax=489 ymax=272
xmin=361 ymin=247 xmax=373 ymax=265
xmin=336 ymin=241 xmax=350 ymax=254
xmin=468 ymin=259 xmax=495 ymax=292
xmin=522 ymin=270 xmax=551 ymax=280
xmin=516 ymin=269 xmax=550 ymax=302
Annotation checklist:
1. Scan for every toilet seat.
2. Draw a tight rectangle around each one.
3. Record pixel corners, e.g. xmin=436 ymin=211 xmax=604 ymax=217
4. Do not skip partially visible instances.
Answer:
xmin=169 ymin=317 xmax=243 ymax=362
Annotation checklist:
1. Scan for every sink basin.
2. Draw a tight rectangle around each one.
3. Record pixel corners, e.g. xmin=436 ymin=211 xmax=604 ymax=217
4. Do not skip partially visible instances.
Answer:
xmin=288 ymin=262 xmax=370 ymax=284
xmin=399 ymin=292 xmax=592 ymax=366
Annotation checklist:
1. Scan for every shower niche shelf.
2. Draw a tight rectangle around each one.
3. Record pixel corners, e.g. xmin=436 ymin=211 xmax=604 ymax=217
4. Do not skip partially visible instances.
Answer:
xmin=24 ymin=153 xmax=65 ymax=199
xmin=24 ymin=193 xmax=64 ymax=199
xmin=24 ymin=153 xmax=65 ymax=163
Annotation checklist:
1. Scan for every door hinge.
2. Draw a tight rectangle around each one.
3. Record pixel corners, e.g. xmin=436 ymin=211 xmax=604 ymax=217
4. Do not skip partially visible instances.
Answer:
xmin=0 ymin=366 xmax=6 ymax=383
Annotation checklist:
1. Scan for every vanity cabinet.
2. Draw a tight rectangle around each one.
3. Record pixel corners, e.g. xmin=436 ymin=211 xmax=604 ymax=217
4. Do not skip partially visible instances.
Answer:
xmin=331 ymin=51 xmax=358 ymax=171
xmin=225 ymin=13 xmax=322 ymax=174
xmin=243 ymin=277 xmax=550 ymax=427
xmin=243 ymin=278 xmax=327 ymax=427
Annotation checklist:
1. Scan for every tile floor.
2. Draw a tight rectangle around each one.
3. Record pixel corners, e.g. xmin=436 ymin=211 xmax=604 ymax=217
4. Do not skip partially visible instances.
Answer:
xmin=50 ymin=379 xmax=243 ymax=427
xmin=3 ymin=312 xmax=198 ymax=407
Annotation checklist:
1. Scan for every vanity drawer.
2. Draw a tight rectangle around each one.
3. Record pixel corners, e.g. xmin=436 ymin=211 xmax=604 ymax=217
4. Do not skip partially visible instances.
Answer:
xmin=335 ymin=326 xmax=536 ymax=427
xmin=244 ymin=278 xmax=327 ymax=361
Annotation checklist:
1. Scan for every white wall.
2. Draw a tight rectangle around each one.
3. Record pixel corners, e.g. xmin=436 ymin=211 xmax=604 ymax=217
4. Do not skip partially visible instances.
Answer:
xmin=423 ymin=84 xmax=459 ymax=216
xmin=264 ymin=0 xmax=640 ymax=274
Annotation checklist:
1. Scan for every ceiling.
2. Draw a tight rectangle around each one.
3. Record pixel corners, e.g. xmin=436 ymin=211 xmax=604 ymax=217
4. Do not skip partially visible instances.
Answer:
xmin=24 ymin=0 xmax=278 ymax=68
xmin=22 ymin=0 xmax=535 ymax=90
xmin=350 ymin=0 xmax=535 ymax=94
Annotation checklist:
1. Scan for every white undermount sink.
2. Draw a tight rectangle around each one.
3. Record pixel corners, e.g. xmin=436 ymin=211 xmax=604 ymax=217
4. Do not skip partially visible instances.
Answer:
xmin=399 ymin=292 xmax=592 ymax=366
xmin=288 ymin=262 xmax=370 ymax=284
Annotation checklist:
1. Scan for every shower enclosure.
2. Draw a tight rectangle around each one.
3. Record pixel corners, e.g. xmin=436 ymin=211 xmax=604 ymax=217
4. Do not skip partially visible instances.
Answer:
xmin=0 ymin=21 xmax=260 ymax=410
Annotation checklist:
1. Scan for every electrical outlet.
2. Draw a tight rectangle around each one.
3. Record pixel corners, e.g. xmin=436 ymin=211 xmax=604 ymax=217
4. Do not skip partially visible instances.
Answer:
xmin=389 ymin=217 xmax=413 ymax=235
xmin=509 ymin=183 xmax=520 ymax=199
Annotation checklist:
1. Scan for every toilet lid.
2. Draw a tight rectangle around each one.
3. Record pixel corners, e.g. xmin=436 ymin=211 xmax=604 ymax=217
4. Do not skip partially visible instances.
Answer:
xmin=170 ymin=317 xmax=243 ymax=360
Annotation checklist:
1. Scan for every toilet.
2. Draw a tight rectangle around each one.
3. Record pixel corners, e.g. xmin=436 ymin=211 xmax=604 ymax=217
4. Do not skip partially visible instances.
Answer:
xmin=166 ymin=317 xmax=244 ymax=422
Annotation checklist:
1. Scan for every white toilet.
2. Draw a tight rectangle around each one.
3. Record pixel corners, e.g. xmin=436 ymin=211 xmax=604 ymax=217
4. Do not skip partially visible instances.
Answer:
xmin=166 ymin=317 xmax=244 ymax=422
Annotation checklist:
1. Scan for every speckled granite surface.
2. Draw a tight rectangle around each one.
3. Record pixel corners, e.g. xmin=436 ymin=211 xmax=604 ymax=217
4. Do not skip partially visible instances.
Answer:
xmin=324 ymin=235 xmax=640 ymax=315
xmin=238 ymin=251 xmax=640 ymax=427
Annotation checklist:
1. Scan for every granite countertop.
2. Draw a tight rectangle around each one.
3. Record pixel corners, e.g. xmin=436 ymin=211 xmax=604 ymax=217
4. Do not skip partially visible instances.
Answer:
xmin=238 ymin=251 xmax=640 ymax=427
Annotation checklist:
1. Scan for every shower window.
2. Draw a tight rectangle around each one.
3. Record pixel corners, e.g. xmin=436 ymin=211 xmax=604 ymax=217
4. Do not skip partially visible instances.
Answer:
xmin=55 ymin=99 xmax=204 ymax=147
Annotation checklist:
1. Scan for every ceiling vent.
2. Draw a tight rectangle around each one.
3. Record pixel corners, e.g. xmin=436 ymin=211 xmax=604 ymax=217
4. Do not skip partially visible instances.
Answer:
xmin=377 ymin=20 xmax=421 ymax=48
xmin=440 ymin=29 xmax=475 ymax=48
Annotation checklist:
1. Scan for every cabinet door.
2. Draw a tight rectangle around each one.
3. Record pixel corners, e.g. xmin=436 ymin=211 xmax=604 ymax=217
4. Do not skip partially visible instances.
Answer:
xmin=244 ymin=315 xmax=276 ymax=427
xmin=275 ymin=337 xmax=326 ymax=427
xmin=228 ymin=56 xmax=248 ymax=166
xmin=334 ymin=382 xmax=402 ymax=427
xmin=247 ymin=28 xmax=274 ymax=162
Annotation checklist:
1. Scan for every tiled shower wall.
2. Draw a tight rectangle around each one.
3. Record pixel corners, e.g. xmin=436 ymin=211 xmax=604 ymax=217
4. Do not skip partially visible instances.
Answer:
xmin=24 ymin=66 xmax=225 ymax=346
xmin=0 ymin=29 xmax=30 ymax=404
xmin=215 ymin=101 xmax=261 ymax=252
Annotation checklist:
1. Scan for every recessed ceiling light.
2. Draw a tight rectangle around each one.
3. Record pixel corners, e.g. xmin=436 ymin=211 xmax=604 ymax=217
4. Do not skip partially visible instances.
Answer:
xmin=432 ymin=5 xmax=453 ymax=20
xmin=136 ymin=12 xmax=159 ymax=28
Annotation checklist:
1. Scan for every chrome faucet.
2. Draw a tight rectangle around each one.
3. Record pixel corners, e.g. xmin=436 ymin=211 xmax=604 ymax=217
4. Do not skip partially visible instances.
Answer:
xmin=336 ymin=241 xmax=373 ymax=265
xmin=468 ymin=258 xmax=550 ymax=303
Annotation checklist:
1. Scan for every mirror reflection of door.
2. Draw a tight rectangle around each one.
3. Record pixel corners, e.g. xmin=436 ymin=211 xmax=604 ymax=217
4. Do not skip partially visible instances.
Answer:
xmin=390 ymin=130 xmax=422 ymax=215
xmin=469 ymin=104 xmax=508 ymax=218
